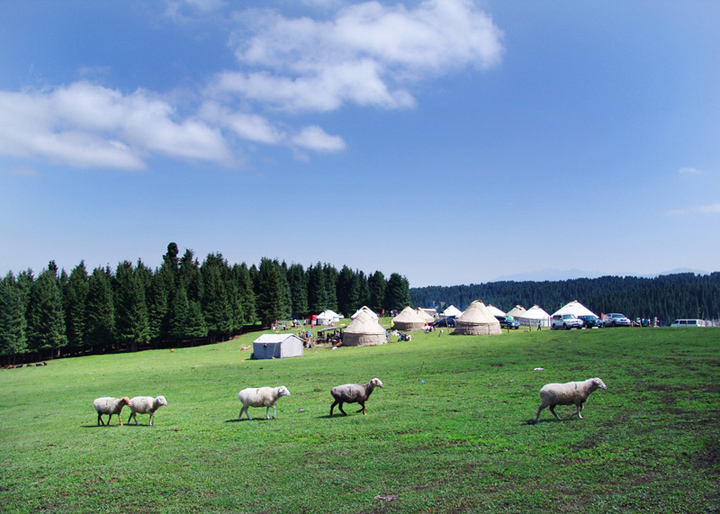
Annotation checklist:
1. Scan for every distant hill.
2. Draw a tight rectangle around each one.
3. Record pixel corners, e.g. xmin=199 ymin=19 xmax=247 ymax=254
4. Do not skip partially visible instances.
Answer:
xmin=410 ymin=272 xmax=720 ymax=324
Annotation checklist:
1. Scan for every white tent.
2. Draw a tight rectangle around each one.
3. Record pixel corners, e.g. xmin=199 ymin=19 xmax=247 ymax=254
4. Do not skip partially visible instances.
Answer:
xmin=392 ymin=306 xmax=426 ymax=331
xmin=342 ymin=311 xmax=387 ymax=347
xmin=453 ymin=300 xmax=502 ymax=335
xmin=415 ymin=307 xmax=435 ymax=324
xmin=441 ymin=305 xmax=463 ymax=318
xmin=252 ymin=334 xmax=304 ymax=359
xmin=486 ymin=304 xmax=507 ymax=318
xmin=316 ymin=310 xmax=343 ymax=326
xmin=552 ymin=300 xmax=598 ymax=318
xmin=351 ymin=306 xmax=378 ymax=320
xmin=507 ymin=305 xmax=527 ymax=318
xmin=517 ymin=305 xmax=551 ymax=328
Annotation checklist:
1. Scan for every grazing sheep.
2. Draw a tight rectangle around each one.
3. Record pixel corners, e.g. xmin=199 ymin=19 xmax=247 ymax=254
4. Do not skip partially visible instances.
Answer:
xmin=127 ymin=396 xmax=168 ymax=426
xmin=330 ymin=378 xmax=383 ymax=416
xmin=533 ymin=378 xmax=607 ymax=423
xmin=93 ymin=396 xmax=131 ymax=426
xmin=238 ymin=386 xmax=291 ymax=420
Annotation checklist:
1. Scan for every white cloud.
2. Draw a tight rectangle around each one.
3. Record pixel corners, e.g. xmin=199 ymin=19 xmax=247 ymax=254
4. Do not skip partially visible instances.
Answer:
xmin=199 ymin=101 xmax=286 ymax=144
xmin=0 ymin=82 xmax=232 ymax=170
xmin=665 ymin=203 xmax=720 ymax=216
xmin=679 ymin=167 xmax=702 ymax=175
xmin=291 ymin=125 xmax=346 ymax=152
xmin=215 ymin=0 xmax=503 ymax=112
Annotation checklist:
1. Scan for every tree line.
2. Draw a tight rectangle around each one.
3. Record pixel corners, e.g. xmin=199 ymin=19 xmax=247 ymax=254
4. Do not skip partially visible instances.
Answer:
xmin=410 ymin=273 xmax=720 ymax=324
xmin=0 ymin=243 xmax=411 ymax=364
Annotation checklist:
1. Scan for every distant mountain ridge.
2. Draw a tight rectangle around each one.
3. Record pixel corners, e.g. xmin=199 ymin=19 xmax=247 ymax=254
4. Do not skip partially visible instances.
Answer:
xmin=492 ymin=268 xmax=709 ymax=282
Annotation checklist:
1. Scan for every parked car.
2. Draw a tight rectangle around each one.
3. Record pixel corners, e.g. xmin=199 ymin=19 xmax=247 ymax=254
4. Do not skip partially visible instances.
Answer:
xmin=578 ymin=314 xmax=603 ymax=328
xmin=551 ymin=314 xmax=584 ymax=330
xmin=432 ymin=316 xmax=456 ymax=328
xmin=603 ymin=313 xmax=632 ymax=327
xmin=670 ymin=319 xmax=706 ymax=327
xmin=495 ymin=315 xmax=520 ymax=329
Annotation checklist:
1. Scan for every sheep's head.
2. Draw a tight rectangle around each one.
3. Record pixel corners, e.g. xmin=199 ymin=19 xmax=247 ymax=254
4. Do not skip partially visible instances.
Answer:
xmin=156 ymin=396 xmax=168 ymax=406
xmin=120 ymin=397 xmax=131 ymax=406
xmin=370 ymin=378 xmax=384 ymax=388
xmin=278 ymin=386 xmax=291 ymax=397
xmin=592 ymin=378 xmax=607 ymax=390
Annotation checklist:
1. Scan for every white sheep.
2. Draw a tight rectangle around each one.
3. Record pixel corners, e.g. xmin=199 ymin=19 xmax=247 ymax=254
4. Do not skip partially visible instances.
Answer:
xmin=238 ymin=386 xmax=291 ymax=420
xmin=330 ymin=378 xmax=383 ymax=416
xmin=533 ymin=377 xmax=607 ymax=423
xmin=93 ymin=396 xmax=130 ymax=426
xmin=127 ymin=396 xmax=168 ymax=426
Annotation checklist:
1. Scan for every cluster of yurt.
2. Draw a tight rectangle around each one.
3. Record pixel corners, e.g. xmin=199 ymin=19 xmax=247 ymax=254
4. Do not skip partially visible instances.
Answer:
xmin=342 ymin=310 xmax=387 ymax=347
xmin=453 ymin=300 xmax=502 ymax=335
xmin=517 ymin=305 xmax=551 ymax=328
xmin=392 ymin=306 xmax=426 ymax=331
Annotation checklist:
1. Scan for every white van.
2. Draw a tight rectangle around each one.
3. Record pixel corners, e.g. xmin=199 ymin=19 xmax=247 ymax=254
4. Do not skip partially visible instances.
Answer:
xmin=670 ymin=319 xmax=706 ymax=327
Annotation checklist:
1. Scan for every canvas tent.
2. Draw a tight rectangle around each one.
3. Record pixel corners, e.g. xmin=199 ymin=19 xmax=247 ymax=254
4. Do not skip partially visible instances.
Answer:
xmin=517 ymin=305 xmax=551 ymax=328
xmin=415 ymin=307 xmax=435 ymax=324
xmin=316 ymin=310 xmax=342 ymax=326
xmin=342 ymin=311 xmax=387 ymax=347
xmin=507 ymin=305 xmax=527 ymax=318
xmin=441 ymin=305 xmax=463 ymax=318
xmin=453 ymin=300 xmax=502 ymax=335
xmin=392 ymin=306 xmax=426 ymax=331
xmin=552 ymin=300 xmax=598 ymax=318
xmin=351 ymin=306 xmax=378 ymax=320
xmin=486 ymin=304 xmax=507 ymax=318
xmin=252 ymin=334 xmax=304 ymax=359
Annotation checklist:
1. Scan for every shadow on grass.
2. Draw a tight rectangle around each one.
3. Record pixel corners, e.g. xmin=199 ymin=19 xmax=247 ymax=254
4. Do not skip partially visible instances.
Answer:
xmin=224 ymin=418 xmax=277 ymax=422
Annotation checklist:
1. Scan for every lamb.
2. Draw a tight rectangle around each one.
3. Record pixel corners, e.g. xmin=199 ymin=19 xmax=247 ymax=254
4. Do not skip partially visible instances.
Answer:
xmin=238 ymin=386 xmax=291 ymax=420
xmin=533 ymin=377 xmax=607 ymax=424
xmin=330 ymin=378 xmax=383 ymax=416
xmin=127 ymin=396 xmax=168 ymax=426
xmin=93 ymin=396 xmax=131 ymax=426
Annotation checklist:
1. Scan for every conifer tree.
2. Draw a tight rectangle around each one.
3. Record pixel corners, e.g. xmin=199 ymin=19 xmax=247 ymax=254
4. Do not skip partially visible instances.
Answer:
xmin=86 ymin=267 xmax=115 ymax=351
xmin=0 ymin=272 xmax=28 ymax=363
xmin=26 ymin=263 xmax=67 ymax=359
xmin=114 ymin=261 xmax=150 ymax=350
xmin=307 ymin=263 xmax=327 ymax=313
xmin=368 ymin=271 xmax=386 ymax=314
xmin=64 ymin=261 xmax=89 ymax=352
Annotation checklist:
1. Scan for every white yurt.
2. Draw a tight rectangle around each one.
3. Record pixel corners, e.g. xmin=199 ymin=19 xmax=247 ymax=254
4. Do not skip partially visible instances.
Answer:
xmin=316 ymin=310 xmax=342 ymax=326
xmin=351 ymin=306 xmax=379 ymax=320
xmin=415 ymin=307 xmax=435 ymax=324
xmin=517 ymin=305 xmax=551 ymax=328
xmin=252 ymin=334 xmax=304 ymax=359
xmin=552 ymin=300 xmax=598 ymax=318
xmin=441 ymin=305 xmax=463 ymax=318
xmin=453 ymin=300 xmax=502 ymax=335
xmin=486 ymin=304 xmax=507 ymax=318
xmin=507 ymin=305 xmax=527 ymax=319
xmin=392 ymin=306 xmax=426 ymax=331
xmin=342 ymin=311 xmax=387 ymax=347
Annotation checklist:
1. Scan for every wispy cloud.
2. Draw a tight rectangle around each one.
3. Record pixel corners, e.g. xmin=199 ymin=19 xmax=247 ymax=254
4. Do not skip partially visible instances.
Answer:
xmin=679 ymin=167 xmax=702 ymax=175
xmin=213 ymin=0 xmax=504 ymax=112
xmin=665 ymin=203 xmax=720 ymax=216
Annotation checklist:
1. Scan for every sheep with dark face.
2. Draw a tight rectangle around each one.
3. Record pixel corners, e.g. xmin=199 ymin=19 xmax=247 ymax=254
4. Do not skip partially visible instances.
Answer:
xmin=93 ymin=396 xmax=130 ymax=426
xmin=330 ymin=378 xmax=383 ymax=416
xmin=533 ymin=377 xmax=607 ymax=423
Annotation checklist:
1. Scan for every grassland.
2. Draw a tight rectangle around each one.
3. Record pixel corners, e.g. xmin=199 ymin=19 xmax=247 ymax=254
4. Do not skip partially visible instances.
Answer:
xmin=1 ymin=326 xmax=719 ymax=513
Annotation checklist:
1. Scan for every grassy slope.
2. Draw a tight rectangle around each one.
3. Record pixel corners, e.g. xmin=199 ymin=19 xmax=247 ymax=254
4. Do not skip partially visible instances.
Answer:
xmin=1 ymin=327 xmax=719 ymax=513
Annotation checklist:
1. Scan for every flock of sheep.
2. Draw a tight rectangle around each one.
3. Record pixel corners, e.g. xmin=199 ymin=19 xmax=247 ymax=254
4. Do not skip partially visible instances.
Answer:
xmin=93 ymin=376 xmax=607 ymax=426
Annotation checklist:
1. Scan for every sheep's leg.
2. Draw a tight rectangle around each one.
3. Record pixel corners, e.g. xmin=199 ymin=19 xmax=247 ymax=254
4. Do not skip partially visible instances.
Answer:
xmin=118 ymin=414 xmax=123 ymax=426
xmin=534 ymin=405 xmax=544 ymax=423
xmin=98 ymin=413 xmax=104 ymax=426
xmin=330 ymin=400 xmax=339 ymax=416
xmin=356 ymin=402 xmax=366 ymax=415
xmin=549 ymin=405 xmax=561 ymax=420
xmin=265 ymin=406 xmax=271 ymax=420
xmin=272 ymin=405 xmax=277 ymax=419
xmin=575 ymin=403 xmax=583 ymax=419
xmin=238 ymin=406 xmax=245 ymax=420
xmin=338 ymin=402 xmax=347 ymax=416
xmin=149 ymin=413 xmax=155 ymax=426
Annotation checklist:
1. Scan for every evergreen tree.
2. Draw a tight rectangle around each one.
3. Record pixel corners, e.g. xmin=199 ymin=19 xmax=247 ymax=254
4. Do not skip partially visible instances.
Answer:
xmin=86 ymin=267 xmax=115 ymax=351
xmin=368 ymin=271 xmax=386 ymax=314
xmin=201 ymin=253 xmax=233 ymax=343
xmin=113 ymin=261 xmax=150 ymax=350
xmin=64 ymin=261 xmax=89 ymax=352
xmin=337 ymin=265 xmax=359 ymax=317
xmin=256 ymin=258 xmax=289 ymax=327
xmin=356 ymin=271 xmax=370 ymax=311
xmin=0 ymin=272 xmax=28 ymax=363
xmin=26 ymin=263 xmax=67 ymax=359
xmin=307 ymin=263 xmax=327 ymax=313
xmin=323 ymin=264 xmax=339 ymax=311
xmin=236 ymin=263 xmax=257 ymax=325
xmin=384 ymin=273 xmax=411 ymax=313
xmin=287 ymin=263 xmax=308 ymax=317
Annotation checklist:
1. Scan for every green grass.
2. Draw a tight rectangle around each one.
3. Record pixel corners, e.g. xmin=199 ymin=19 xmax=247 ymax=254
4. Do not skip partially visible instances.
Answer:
xmin=1 ymin=327 xmax=719 ymax=513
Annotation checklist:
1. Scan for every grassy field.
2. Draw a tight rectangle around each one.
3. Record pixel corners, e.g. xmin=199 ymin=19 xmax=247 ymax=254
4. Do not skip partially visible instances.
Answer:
xmin=1 ymin=326 xmax=719 ymax=513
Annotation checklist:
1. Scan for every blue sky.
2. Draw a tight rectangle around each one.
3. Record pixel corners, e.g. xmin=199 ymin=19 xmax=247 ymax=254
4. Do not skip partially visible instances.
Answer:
xmin=1 ymin=0 xmax=718 ymax=287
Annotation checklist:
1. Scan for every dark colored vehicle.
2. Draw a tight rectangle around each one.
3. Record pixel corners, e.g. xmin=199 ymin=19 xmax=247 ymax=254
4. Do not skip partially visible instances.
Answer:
xmin=578 ymin=315 xmax=603 ymax=328
xmin=495 ymin=315 xmax=520 ymax=329
xmin=432 ymin=316 xmax=456 ymax=328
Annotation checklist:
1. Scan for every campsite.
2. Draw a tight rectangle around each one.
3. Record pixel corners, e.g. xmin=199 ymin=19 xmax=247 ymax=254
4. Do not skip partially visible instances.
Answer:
xmin=1 ymin=324 xmax=718 ymax=513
